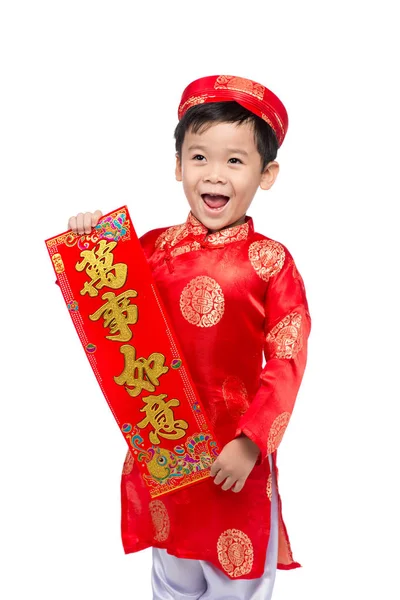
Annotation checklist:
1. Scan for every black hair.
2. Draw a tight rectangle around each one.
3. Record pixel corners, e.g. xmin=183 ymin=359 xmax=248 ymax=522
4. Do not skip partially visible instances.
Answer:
xmin=174 ymin=101 xmax=278 ymax=172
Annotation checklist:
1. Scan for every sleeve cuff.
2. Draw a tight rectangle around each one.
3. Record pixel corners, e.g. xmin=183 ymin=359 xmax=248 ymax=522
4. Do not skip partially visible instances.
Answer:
xmin=234 ymin=426 xmax=267 ymax=466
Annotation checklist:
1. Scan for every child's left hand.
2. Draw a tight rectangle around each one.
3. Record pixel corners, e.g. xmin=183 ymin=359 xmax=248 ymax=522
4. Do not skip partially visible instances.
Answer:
xmin=210 ymin=434 xmax=260 ymax=493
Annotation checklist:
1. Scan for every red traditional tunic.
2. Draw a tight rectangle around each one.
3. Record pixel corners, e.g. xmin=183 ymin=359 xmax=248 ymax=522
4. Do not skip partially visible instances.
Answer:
xmin=121 ymin=211 xmax=311 ymax=580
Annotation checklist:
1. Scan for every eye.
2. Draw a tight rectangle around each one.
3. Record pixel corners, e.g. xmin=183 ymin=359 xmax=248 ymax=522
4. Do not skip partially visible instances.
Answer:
xmin=192 ymin=154 xmax=205 ymax=161
xmin=228 ymin=157 xmax=243 ymax=164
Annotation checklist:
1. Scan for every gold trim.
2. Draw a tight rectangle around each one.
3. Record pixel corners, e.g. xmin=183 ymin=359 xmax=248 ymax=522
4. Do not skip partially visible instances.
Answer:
xmin=214 ymin=75 xmax=265 ymax=101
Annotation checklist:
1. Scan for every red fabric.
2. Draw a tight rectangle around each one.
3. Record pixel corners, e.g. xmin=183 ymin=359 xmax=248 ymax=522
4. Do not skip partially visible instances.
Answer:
xmin=178 ymin=75 xmax=289 ymax=146
xmin=121 ymin=211 xmax=311 ymax=579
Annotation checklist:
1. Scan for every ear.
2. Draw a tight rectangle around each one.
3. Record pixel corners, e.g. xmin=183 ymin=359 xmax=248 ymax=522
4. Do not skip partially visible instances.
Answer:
xmin=260 ymin=161 xmax=279 ymax=190
xmin=175 ymin=153 xmax=182 ymax=182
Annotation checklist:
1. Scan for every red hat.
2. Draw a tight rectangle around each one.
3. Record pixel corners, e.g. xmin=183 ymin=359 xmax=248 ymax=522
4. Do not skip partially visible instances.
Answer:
xmin=178 ymin=75 xmax=288 ymax=146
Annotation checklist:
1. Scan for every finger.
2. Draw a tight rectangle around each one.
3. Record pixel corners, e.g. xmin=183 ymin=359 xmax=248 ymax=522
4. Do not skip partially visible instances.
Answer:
xmin=92 ymin=210 xmax=103 ymax=227
xmin=76 ymin=213 xmax=85 ymax=235
xmin=68 ymin=216 xmax=77 ymax=233
xmin=232 ymin=479 xmax=245 ymax=494
xmin=83 ymin=212 xmax=93 ymax=234
xmin=221 ymin=476 xmax=236 ymax=492
xmin=214 ymin=470 xmax=229 ymax=486
xmin=210 ymin=461 xmax=220 ymax=477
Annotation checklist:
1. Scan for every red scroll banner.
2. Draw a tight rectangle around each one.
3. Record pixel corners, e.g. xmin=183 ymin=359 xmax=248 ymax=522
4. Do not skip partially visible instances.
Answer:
xmin=45 ymin=206 xmax=220 ymax=498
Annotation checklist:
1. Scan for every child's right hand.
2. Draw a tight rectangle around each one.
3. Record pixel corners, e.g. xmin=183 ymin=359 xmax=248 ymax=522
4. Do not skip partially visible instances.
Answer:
xmin=68 ymin=210 xmax=103 ymax=234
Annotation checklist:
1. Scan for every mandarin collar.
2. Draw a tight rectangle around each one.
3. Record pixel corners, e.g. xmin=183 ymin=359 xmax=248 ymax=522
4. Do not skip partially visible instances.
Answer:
xmin=186 ymin=211 xmax=253 ymax=247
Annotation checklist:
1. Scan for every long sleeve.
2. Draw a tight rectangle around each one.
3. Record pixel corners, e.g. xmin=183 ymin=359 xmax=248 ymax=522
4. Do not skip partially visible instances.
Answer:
xmin=234 ymin=249 xmax=311 ymax=464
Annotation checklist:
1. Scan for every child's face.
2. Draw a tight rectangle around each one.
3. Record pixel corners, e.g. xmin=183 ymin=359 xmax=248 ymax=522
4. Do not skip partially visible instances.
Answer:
xmin=175 ymin=120 xmax=279 ymax=232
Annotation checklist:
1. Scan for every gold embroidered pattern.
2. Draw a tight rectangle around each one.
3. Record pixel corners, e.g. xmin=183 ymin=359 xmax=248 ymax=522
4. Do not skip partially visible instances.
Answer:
xmin=222 ymin=376 xmax=249 ymax=419
xmin=187 ymin=212 xmax=208 ymax=237
xmin=171 ymin=241 xmax=202 ymax=257
xmin=261 ymin=112 xmax=275 ymax=130
xmin=155 ymin=213 xmax=252 ymax=255
xmin=214 ymin=75 xmax=265 ymax=101
xmin=155 ymin=224 xmax=189 ymax=250
xmin=248 ymin=240 xmax=285 ymax=281
xmin=207 ymin=224 xmax=249 ymax=246
xmin=267 ymin=412 xmax=291 ymax=454
xmin=266 ymin=312 xmax=303 ymax=359
xmin=180 ymin=276 xmax=225 ymax=327
xmin=178 ymin=94 xmax=213 ymax=119
xmin=266 ymin=102 xmax=285 ymax=139
xmin=266 ymin=474 xmax=272 ymax=501
xmin=217 ymin=529 xmax=254 ymax=577
xmin=149 ymin=499 xmax=170 ymax=542
xmin=122 ymin=449 xmax=134 ymax=475
xmin=262 ymin=107 xmax=285 ymax=143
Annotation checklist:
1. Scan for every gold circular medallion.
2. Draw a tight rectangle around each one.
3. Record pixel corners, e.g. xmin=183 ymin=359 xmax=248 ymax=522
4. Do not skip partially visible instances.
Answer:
xmin=267 ymin=412 xmax=291 ymax=454
xmin=217 ymin=528 xmax=254 ymax=577
xmin=266 ymin=312 xmax=303 ymax=359
xmin=248 ymin=240 xmax=285 ymax=281
xmin=149 ymin=499 xmax=170 ymax=542
xmin=180 ymin=276 xmax=225 ymax=327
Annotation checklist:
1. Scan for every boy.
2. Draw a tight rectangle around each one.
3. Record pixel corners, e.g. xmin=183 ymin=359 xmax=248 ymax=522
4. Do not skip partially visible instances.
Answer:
xmin=68 ymin=75 xmax=311 ymax=600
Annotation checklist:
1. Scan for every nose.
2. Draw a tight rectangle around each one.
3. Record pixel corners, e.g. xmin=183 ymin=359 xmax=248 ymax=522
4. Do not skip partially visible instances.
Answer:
xmin=203 ymin=164 xmax=227 ymax=185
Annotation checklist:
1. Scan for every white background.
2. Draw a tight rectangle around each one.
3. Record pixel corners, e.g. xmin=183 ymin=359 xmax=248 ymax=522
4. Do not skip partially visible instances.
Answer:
xmin=1 ymin=1 xmax=399 ymax=598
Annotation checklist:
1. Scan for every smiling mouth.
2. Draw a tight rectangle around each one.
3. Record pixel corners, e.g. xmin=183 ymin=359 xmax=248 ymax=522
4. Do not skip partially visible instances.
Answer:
xmin=201 ymin=193 xmax=230 ymax=209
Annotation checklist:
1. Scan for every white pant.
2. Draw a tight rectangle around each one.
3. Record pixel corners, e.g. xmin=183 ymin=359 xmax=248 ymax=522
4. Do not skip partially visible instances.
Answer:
xmin=151 ymin=456 xmax=278 ymax=600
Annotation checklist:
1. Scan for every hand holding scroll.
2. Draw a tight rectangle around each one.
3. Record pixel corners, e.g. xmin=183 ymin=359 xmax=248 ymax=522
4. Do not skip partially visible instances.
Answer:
xmin=210 ymin=434 xmax=260 ymax=493
xmin=68 ymin=210 xmax=103 ymax=234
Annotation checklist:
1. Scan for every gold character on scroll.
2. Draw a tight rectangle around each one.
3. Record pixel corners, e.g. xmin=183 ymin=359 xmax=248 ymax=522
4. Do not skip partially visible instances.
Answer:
xmin=114 ymin=345 xmax=169 ymax=397
xmin=89 ymin=290 xmax=139 ymax=342
xmin=76 ymin=240 xmax=127 ymax=297
xmin=136 ymin=393 xmax=189 ymax=444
